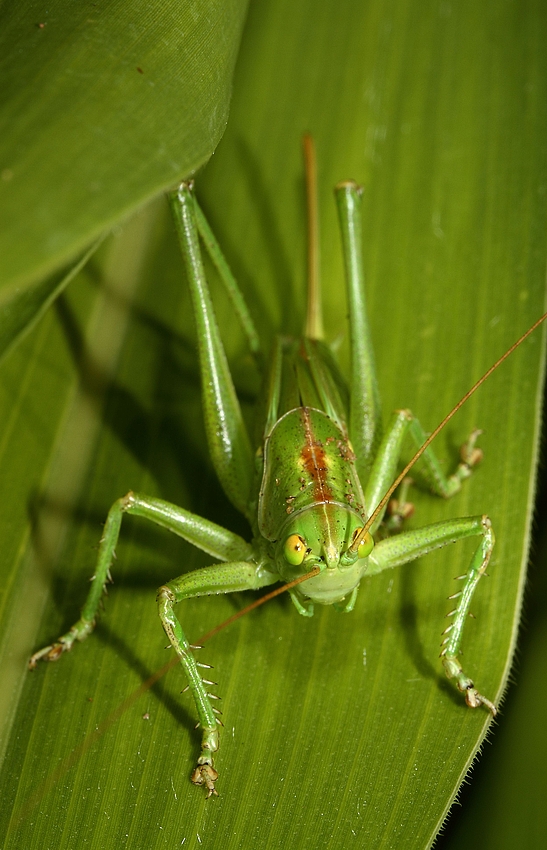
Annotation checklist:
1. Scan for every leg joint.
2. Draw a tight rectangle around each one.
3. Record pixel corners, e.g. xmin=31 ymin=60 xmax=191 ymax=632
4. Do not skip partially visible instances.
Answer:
xmin=120 ymin=491 xmax=136 ymax=511
xmin=393 ymin=408 xmax=413 ymax=421
xmin=157 ymin=585 xmax=176 ymax=605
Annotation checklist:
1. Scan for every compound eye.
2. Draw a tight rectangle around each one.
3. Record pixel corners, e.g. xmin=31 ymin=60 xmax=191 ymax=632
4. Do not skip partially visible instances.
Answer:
xmin=352 ymin=528 xmax=374 ymax=559
xmin=284 ymin=534 xmax=307 ymax=566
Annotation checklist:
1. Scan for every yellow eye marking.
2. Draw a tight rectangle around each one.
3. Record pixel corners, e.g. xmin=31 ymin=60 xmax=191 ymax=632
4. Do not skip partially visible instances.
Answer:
xmin=284 ymin=534 xmax=307 ymax=566
xmin=352 ymin=528 xmax=374 ymax=559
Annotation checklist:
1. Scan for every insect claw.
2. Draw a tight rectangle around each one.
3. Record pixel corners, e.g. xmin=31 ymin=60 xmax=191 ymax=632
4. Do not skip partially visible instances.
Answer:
xmin=191 ymin=764 xmax=219 ymax=797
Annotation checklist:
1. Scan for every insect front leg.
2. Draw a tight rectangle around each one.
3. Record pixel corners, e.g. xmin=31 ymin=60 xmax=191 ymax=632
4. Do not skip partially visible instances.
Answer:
xmin=367 ymin=515 xmax=496 ymax=714
xmin=157 ymin=560 xmax=278 ymax=796
xmin=29 ymin=491 xmax=256 ymax=666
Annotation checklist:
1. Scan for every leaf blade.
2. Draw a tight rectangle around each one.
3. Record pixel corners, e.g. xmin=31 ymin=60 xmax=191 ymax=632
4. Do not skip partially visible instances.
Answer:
xmin=1 ymin=0 xmax=547 ymax=848
xmin=0 ymin=0 xmax=249 ymax=289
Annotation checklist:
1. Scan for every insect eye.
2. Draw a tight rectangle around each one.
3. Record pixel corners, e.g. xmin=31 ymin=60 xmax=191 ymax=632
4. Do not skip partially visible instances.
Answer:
xmin=284 ymin=534 xmax=307 ymax=566
xmin=352 ymin=528 xmax=374 ymax=559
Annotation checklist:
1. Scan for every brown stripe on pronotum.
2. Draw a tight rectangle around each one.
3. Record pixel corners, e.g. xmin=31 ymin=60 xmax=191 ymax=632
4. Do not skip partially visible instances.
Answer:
xmin=299 ymin=407 xmax=333 ymax=504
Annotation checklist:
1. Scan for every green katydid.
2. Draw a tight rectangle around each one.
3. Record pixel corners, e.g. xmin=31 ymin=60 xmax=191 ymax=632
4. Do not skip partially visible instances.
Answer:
xmin=29 ymin=137 xmax=546 ymax=799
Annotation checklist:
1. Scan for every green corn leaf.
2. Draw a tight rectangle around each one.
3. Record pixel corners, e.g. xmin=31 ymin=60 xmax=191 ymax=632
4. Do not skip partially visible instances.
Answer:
xmin=1 ymin=1 xmax=546 ymax=849
xmin=0 ymin=239 xmax=104 ymax=364
xmin=0 ymin=0 xmax=249 ymax=290
xmin=437 ymin=506 xmax=547 ymax=849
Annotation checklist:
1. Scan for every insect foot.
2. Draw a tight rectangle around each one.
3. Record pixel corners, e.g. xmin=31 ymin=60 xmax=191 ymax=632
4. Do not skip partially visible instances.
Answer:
xmin=385 ymin=477 xmax=415 ymax=532
xmin=458 ymin=429 xmax=484 ymax=479
xmin=28 ymin=641 xmax=66 ymax=668
xmin=442 ymin=656 xmax=497 ymax=716
xmin=28 ymin=620 xmax=94 ymax=669
xmin=191 ymin=760 xmax=219 ymax=798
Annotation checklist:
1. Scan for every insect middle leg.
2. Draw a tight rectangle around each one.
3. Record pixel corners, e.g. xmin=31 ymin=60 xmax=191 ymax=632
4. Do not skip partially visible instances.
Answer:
xmin=29 ymin=491 xmax=258 ymax=667
xmin=367 ymin=515 xmax=496 ymax=714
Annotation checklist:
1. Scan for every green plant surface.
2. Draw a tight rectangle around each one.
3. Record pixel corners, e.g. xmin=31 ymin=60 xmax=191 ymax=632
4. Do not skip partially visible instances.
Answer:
xmin=0 ymin=239 xmax=104 ymax=364
xmin=0 ymin=0 xmax=248 ymax=290
xmin=1 ymin=1 xmax=546 ymax=849
xmin=436 ymin=440 xmax=547 ymax=850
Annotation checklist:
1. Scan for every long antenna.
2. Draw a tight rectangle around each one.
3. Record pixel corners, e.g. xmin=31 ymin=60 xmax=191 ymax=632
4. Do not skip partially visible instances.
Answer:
xmin=349 ymin=311 xmax=547 ymax=554
xmin=303 ymin=134 xmax=324 ymax=340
